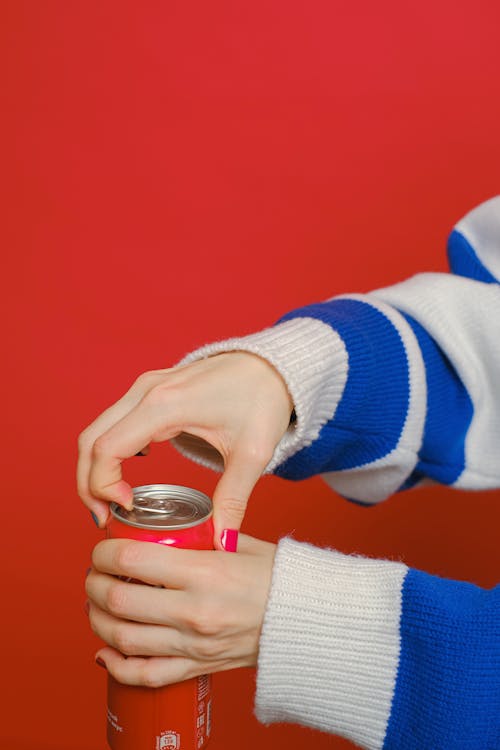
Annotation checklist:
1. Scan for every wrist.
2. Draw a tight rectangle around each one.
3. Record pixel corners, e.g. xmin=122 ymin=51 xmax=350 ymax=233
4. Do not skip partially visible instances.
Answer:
xmin=175 ymin=317 xmax=349 ymax=473
xmin=255 ymin=537 xmax=408 ymax=746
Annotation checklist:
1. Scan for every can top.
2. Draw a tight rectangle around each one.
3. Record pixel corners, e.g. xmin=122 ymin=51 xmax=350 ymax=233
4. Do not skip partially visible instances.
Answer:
xmin=110 ymin=484 xmax=213 ymax=530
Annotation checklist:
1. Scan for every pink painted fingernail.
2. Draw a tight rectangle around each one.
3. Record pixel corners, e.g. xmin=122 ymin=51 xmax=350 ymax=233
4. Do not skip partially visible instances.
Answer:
xmin=95 ymin=657 xmax=107 ymax=670
xmin=220 ymin=529 xmax=238 ymax=552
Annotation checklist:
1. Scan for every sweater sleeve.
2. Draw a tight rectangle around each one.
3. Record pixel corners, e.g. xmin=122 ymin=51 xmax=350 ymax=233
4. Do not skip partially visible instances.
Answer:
xmin=255 ymin=537 xmax=500 ymax=750
xmin=173 ymin=196 xmax=500 ymax=504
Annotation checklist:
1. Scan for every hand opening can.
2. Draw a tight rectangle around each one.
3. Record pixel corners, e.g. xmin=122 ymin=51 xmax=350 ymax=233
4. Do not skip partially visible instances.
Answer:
xmin=106 ymin=484 xmax=214 ymax=750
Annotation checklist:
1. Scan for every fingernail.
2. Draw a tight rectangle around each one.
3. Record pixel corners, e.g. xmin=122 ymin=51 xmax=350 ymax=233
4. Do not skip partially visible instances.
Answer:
xmin=95 ymin=657 xmax=107 ymax=670
xmin=84 ymin=600 xmax=90 ymax=616
xmin=90 ymin=512 xmax=100 ymax=527
xmin=220 ymin=529 xmax=238 ymax=552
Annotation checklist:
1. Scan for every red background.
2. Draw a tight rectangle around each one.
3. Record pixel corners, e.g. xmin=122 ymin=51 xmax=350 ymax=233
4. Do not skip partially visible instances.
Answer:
xmin=2 ymin=2 xmax=499 ymax=748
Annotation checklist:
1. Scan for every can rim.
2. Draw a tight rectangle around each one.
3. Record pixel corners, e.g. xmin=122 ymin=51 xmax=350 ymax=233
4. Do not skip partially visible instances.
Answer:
xmin=110 ymin=484 xmax=213 ymax=530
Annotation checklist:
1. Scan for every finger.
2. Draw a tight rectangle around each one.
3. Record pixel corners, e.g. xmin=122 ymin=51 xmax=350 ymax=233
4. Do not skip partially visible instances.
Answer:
xmin=77 ymin=425 xmax=108 ymax=523
xmin=78 ymin=400 xmax=150 ymax=520
xmin=90 ymin=539 xmax=206 ymax=590
xmin=77 ymin=371 xmax=171 ymax=519
xmin=87 ymin=571 xmax=192 ymax=626
xmin=88 ymin=390 xmax=182 ymax=505
xmin=212 ymin=442 xmax=271 ymax=549
xmin=78 ymin=487 xmax=109 ymax=529
xmin=88 ymin=602 xmax=185 ymax=656
xmin=78 ymin=423 xmax=119 ymax=527
xmin=95 ymin=647 xmax=205 ymax=687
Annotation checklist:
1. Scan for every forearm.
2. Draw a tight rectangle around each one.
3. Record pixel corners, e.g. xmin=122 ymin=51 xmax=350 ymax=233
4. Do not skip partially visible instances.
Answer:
xmin=256 ymin=538 xmax=500 ymax=750
xmin=173 ymin=196 xmax=500 ymax=503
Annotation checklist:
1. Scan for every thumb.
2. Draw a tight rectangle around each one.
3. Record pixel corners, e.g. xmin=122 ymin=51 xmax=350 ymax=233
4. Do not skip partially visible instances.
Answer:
xmin=212 ymin=445 xmax=269 ymax=550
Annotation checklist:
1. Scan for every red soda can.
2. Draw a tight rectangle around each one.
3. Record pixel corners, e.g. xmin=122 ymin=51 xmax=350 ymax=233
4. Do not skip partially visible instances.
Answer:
xmin=106 ymin=484 xmax=214 ymax=750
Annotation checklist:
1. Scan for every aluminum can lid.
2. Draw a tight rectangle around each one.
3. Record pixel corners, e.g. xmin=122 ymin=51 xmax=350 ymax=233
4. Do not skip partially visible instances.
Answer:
xmin=110 ymin=484 xmax=212 ymax=530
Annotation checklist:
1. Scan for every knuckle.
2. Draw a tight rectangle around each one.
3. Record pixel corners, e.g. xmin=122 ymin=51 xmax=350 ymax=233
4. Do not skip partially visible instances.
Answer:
xmin=84 ymin=575 xmax=93 ymax=598
xmin=111 ymin=661 xmax=135 ymax=686
xmin=141 ymin=383 xmax=171 ymax=407
xmin=133 ymin=370 xmax=163 ymax=389
xmin=240 ymin=441 xmax=274 ymax=467
xmin=106 ymin=581 xmax=128 ymax=616
xmin=192 ymin=604 xmax=219 ymax=637
xmin=140 ymin=662 xmax=164 ymax=689
xmin=91 ymin=540 xmax=108 ymax=568
xmin=142 ymin=387 xmax=182 ymax=421
xmin=134 ymin=370 xmax=155 ymax=384
xmin=115 ymin=540 xmax=142 ymax=571
xmin=219 ymin=497 xmax=246 ymax=519
xmin=88 ymin=610 xmax=100 ymax=637
xmin=196 ymin=637 xmax=223 ymax=660
xmin=260 ymin=444 xmax=275 ymax=466
xmin=77 ymin=429 xmax=91 ymax=451
xmin=114 ymin=625 xmax=136 ymax=656
xmin=92 ymin=435 xmax=111 ymax=459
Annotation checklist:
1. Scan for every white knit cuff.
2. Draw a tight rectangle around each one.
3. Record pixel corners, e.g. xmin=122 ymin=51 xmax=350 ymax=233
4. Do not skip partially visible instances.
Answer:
xmin=255 ymin=538 xmax=407 ymax=750
xmin=172 ymin=317 xmax=348 ymax=473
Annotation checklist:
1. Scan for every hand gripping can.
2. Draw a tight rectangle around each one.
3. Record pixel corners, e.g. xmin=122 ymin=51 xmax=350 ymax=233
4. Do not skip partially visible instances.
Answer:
xmin=106 ymin=484 xmax=214 ymax=750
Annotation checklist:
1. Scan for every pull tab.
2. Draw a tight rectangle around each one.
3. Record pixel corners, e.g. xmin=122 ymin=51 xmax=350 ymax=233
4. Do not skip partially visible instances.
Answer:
xmin=133 ymin=496 xmax=177 ymax=515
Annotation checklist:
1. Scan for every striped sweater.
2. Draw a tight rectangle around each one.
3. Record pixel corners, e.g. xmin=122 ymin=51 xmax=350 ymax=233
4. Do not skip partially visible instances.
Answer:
xmin=177 ymin=197 xmax=500 ymax=749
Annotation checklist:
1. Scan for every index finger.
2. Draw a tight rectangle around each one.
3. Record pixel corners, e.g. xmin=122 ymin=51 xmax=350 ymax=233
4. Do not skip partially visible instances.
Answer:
xmin=77 ymin=400 xmax=139 ymax=523
xmin=91 ymin=538 xmax=210 ymax=589
xmin=88 ymin=391 xmax=181 ymax=505
xmin=77 ymin=370 xmax=172 ymax=518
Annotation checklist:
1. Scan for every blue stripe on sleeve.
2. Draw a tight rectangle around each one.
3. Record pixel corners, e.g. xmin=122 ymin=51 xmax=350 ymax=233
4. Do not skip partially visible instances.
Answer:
xmin=383 ymin=570 xmax=500 ymax=749
xmin=447 ymin=229 xmax=498 ymax=284
xmin=275 ymin=299 xmax=410 ymax=479
xmin=398 ymin=313 xmax=473 ymax=488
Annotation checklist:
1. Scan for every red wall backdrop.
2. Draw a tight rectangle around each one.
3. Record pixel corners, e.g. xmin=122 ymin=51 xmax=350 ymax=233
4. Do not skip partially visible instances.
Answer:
xmin=2 ymin=2 xmax=499 ymax=748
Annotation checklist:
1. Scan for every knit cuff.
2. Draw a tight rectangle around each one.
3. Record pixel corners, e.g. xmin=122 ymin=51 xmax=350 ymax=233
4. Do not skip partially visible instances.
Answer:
xmin=172 ymin=317 xmax=348 ymax=473
xmin=255 ymin=538 xmax=408 ymax=750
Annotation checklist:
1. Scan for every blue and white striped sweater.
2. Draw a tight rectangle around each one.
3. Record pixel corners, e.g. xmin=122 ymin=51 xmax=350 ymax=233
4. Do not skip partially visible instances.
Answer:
xmin=177 ymin=197 xmax=500 ymax=749
xmin=276 ymin=197 xmax=500 ymax=499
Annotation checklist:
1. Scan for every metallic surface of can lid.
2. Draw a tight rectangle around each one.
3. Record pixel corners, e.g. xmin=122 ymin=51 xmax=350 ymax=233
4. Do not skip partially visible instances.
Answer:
xmin=110 ymin=484 xmax=212 ymax=530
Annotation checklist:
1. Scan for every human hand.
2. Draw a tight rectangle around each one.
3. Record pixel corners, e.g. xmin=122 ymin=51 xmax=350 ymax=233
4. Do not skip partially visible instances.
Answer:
xmin=85 ymin=534 xmax=276 ymax=686
xmin=77 ymin=352 xmax=293 ymax=548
